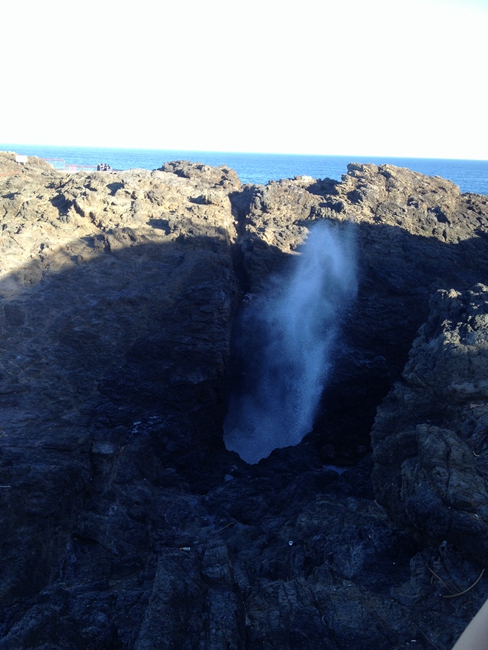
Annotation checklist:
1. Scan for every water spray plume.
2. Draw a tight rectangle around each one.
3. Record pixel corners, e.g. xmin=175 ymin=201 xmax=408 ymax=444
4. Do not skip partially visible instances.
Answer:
xmin=224 ymin=222 xmax=357 ymax=464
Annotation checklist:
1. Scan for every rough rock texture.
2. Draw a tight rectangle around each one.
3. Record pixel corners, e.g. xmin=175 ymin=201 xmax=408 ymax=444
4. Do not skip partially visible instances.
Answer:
xmin=372 ymin=284 xmax=488 ymax=562
xmin=2 ymin=151 xmax=488 ymax=648
xmin=238 ymin=164 xmax=488 ymax=459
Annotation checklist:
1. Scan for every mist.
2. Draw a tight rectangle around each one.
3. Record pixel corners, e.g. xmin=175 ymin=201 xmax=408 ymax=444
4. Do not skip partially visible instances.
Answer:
xmin=224 ymin=222 xmax=357 ymax=464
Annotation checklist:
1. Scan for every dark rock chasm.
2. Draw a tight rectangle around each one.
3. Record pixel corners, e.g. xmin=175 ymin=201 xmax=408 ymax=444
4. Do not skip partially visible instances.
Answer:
xmin=2 ymin=152 xmax=488 ymax=648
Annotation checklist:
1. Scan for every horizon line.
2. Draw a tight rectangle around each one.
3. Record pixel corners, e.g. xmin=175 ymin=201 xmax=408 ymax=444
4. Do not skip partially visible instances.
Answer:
xmin=1 ymin=143 xmax=487 ymax=164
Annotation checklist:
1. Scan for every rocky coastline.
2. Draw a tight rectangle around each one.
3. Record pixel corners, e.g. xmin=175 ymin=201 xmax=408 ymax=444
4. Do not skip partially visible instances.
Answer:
xmin=1 ymin=150 xmax=488 ymax=648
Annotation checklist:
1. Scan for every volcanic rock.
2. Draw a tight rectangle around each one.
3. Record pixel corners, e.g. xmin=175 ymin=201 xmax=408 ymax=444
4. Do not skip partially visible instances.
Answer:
xmin=2 ymin=151 xmax=488 ymax=648
xmin=372 ymin=283 xmax=488 ymax=561
xmin=237 ymin=164 xmax=488 ymax=459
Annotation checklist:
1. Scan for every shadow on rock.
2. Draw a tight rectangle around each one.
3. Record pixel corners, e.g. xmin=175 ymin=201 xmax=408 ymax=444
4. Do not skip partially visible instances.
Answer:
xmin=2 ymin=160 xmax=488 ymax=647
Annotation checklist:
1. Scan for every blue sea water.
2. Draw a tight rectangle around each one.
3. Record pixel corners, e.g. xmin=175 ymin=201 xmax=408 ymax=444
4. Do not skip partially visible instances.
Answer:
xmin=2 ymin=143 xmax=487 ymax=196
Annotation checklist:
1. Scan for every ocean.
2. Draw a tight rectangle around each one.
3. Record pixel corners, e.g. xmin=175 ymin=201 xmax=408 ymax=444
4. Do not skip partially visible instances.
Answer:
xmin=1 ymin=144 xmax=487 ymax=196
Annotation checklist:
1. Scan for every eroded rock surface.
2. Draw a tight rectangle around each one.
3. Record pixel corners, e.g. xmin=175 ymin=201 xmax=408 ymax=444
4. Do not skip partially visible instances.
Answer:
xmin=2 ymin=152 xmax=488 ymax=648
xmin=372 ymin=284 xmax=488 ymax=560
xmin=237 ymin=164 xmax=488 ymax=459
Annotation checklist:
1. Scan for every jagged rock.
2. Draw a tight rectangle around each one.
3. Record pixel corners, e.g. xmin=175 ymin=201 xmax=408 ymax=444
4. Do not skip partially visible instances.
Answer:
xmin=234 ymin=163 xmax=488 ymax=459
xmin=372 ymin=284 xmax=488 ymax=563
xmin=2 ymin=151 xmax=488 ymax=648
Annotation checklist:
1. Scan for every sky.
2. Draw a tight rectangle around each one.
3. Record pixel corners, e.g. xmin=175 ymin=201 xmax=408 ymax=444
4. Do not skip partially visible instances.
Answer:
xmin=1 ymin=0 xmax=487 ymax=159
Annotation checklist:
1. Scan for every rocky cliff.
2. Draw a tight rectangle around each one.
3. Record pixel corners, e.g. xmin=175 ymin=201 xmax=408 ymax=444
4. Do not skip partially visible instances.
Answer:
xmin=1 ymin=150 xmax=488 ymax=648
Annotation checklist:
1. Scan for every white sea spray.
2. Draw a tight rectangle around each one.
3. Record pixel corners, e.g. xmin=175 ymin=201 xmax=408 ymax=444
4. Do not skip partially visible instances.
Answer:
xmin=224 ymin=221 xmax=357 ymax=463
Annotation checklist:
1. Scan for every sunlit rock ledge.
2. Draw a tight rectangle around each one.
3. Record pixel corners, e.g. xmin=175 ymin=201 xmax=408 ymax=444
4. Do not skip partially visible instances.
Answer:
xmin=1 ymin=150 xmax=488 ymax=648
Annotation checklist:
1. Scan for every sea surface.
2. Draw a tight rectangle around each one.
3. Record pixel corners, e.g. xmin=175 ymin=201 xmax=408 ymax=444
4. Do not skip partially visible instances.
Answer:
xmin=2 ymin=144 xmax=488 ymax=195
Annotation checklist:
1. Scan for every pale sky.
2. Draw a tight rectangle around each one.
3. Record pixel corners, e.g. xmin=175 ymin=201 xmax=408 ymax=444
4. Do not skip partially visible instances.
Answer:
xmin=2 ymin=0 xmax=487 ymax=159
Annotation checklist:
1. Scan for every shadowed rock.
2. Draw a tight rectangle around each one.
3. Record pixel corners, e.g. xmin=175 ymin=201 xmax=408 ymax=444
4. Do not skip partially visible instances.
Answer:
xmin=372 ymin=284 xmax=488 ymax=561
xmin=2 ymin=151 xmax=488 ymax=648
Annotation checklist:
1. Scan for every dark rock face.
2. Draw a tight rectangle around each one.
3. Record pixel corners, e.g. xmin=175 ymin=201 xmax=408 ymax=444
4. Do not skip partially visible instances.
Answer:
xmin=372 ymin=284 xmax=488 ymax=561
xmin=237 ymin=164 xmax=488 ymax=460
xmin=2 ymin=151 xmax=488 ymax=648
